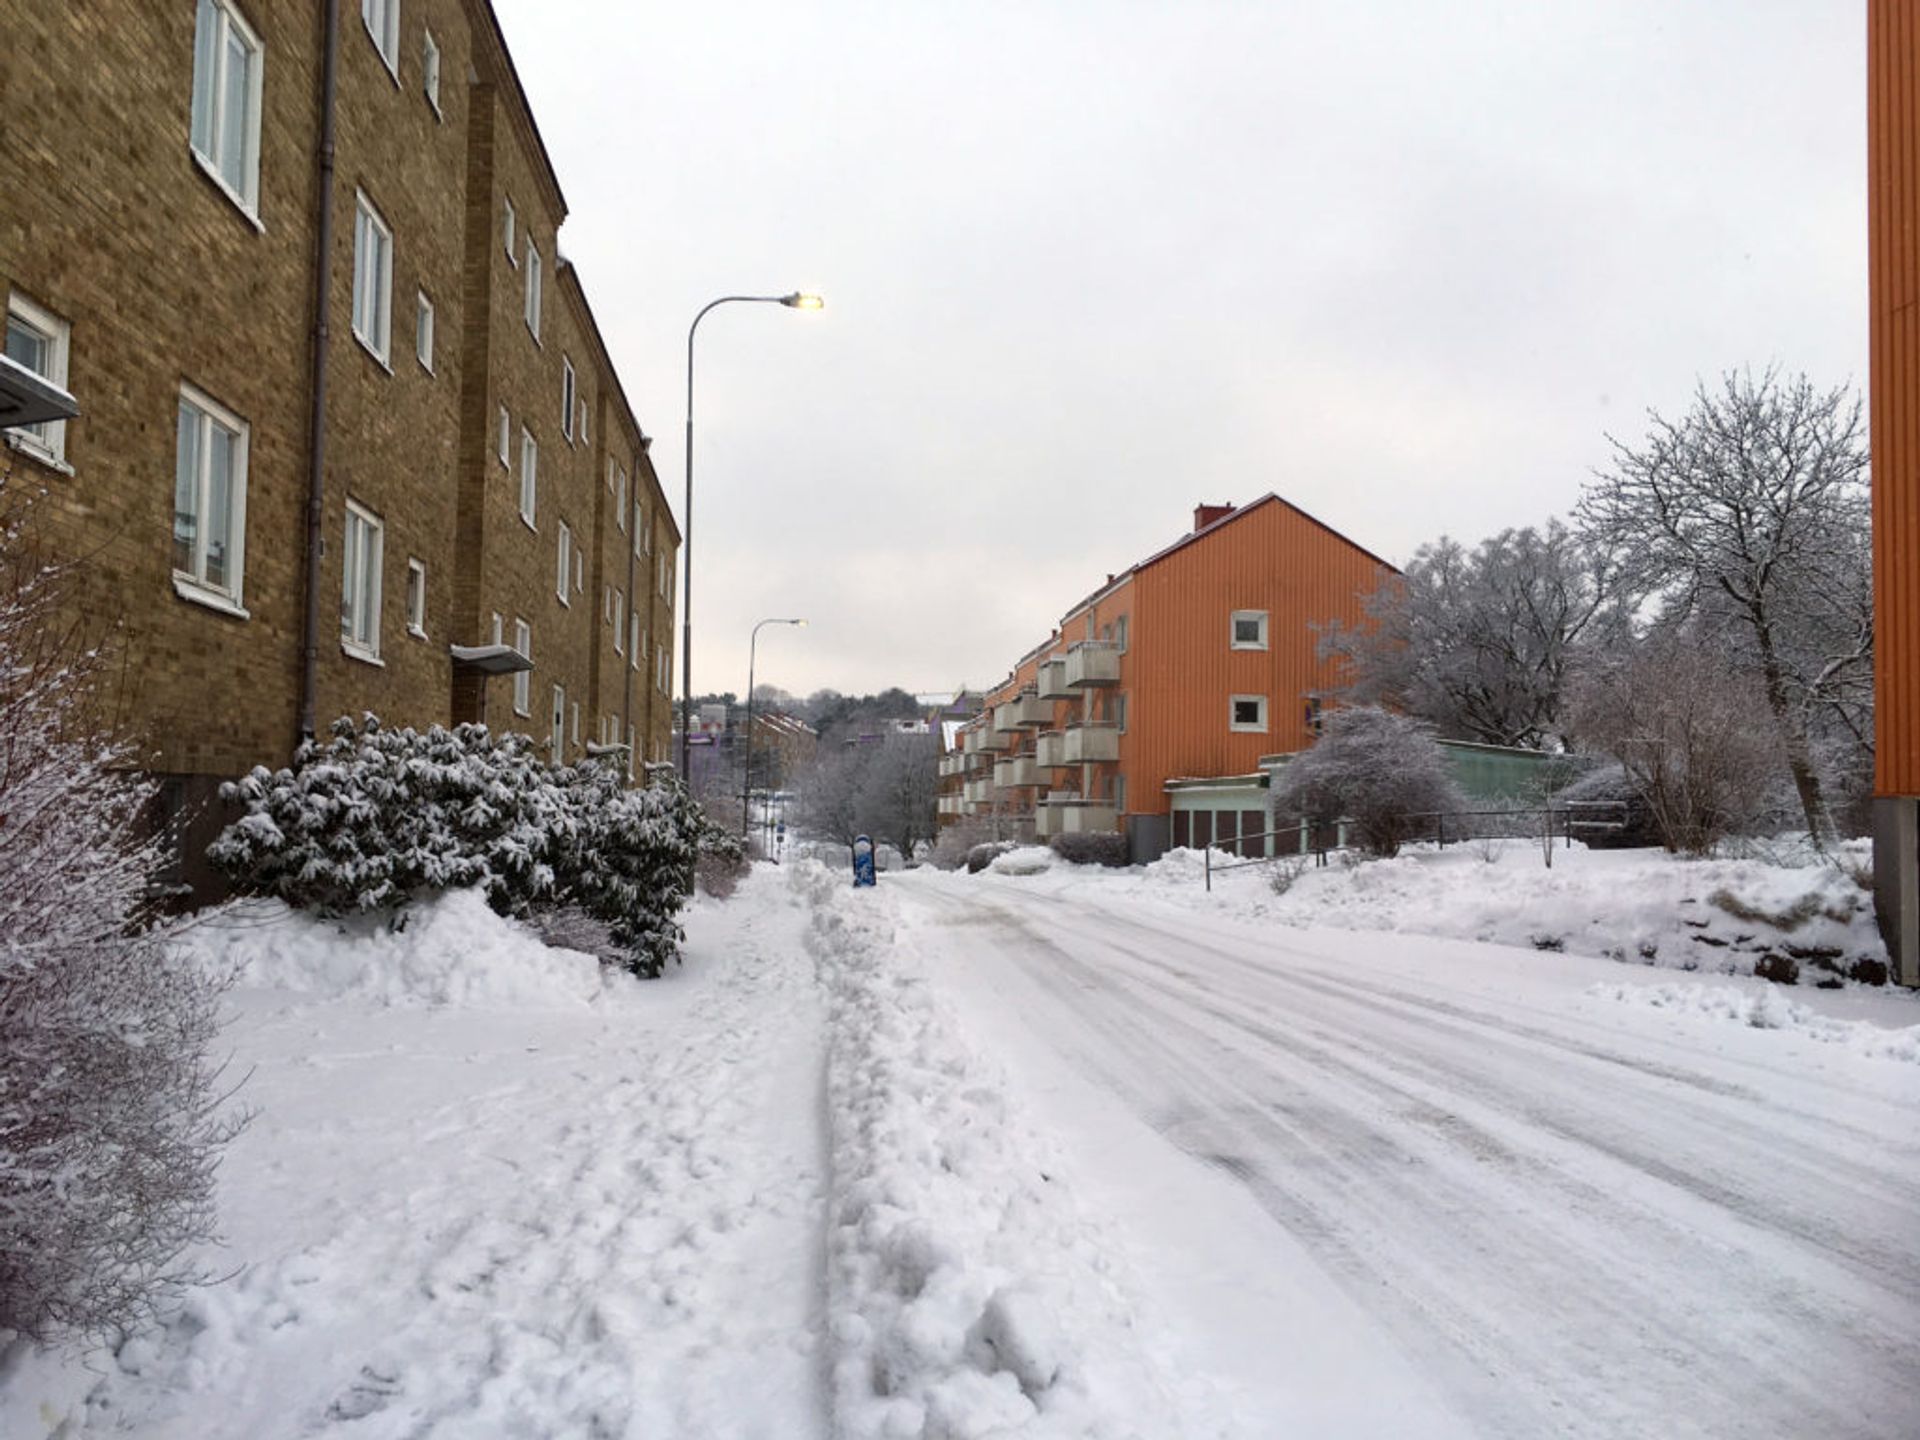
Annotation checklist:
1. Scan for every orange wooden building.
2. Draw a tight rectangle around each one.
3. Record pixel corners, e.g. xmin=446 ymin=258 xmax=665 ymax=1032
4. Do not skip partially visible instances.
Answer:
xmin=1870 ymin=0 xmax=1920 ymax=986
xmin=953 ymin=497 xmax=1393 ymax=861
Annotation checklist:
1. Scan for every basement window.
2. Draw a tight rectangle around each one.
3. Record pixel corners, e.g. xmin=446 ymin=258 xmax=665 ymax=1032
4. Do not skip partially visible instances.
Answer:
xmin=1230 ymin=694 xmax=1268 ymax=733
xmin=189 ymin=0 xmax=264 ymax=220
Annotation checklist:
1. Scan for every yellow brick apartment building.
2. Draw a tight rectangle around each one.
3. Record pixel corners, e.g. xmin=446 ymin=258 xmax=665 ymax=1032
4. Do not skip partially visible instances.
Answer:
xmin=0 ymin=1 xmax=679 ymax=875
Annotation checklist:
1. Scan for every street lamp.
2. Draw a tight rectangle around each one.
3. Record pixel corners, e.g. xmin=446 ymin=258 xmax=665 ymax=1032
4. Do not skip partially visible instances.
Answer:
xmin=679 ymin=291 xmax=824 ymax=780
xmin=743 ymin=617 xmax=807 ymax=838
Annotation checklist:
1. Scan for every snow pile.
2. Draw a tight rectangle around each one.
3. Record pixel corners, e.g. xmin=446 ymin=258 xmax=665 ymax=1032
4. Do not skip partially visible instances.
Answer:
xmin=185 ymin=890 xmax=606 ymax=1008
xmin=988 ymin=845 xmax=1056 ymax=877
xmin=1000 ymin=841 xmax=1887 ymax=981
xmin=795 ymin=862 xmax=1194 ymax=1439
xmin=1589 ymin=981 xmax=1920 ymax=1062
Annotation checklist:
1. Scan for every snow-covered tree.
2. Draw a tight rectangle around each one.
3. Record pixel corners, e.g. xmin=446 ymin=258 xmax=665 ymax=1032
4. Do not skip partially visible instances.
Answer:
xmin=1270 ymin=705 xmax=1464 ymax=858
xmin=0 ymin=469 xmax=238 ymax=1344
xmin=855 ymin=734 xmax=940 ymax=862
xmin=1579 ymin=369 xmax=1871 ymax=844
xmin=1323 ymin=520 xmax=1629 ymax=751
xmin=791 ymin=743 xmax=872 ymax=851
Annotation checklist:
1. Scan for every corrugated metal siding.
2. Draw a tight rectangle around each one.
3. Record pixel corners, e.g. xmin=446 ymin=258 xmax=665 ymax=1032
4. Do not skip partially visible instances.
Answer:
xmin=1122 ymin=500 xmax=1389 ymax=815
xmin=1872 ymin=0 xmax=1919 ymax=796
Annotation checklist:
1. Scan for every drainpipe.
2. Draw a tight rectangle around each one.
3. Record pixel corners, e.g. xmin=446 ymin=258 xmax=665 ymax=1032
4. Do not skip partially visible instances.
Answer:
xmin=298 ymin=0 xmax=342 ymax=746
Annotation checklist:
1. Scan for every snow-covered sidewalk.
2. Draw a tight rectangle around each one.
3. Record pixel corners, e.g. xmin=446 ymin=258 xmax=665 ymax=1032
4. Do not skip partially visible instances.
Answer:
xmin=8 ymin=875 xmax=830 ymax=1439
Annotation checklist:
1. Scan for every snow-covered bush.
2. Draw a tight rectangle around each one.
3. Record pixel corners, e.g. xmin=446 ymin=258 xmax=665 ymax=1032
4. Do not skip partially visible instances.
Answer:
xmin=1271 ymin=705 xmax=1465 ymax=858
xmin=966 ymin=841 xmax=1013 ymax=874
xmin=693 ymin=819 xmax=749 ymax=899
xmin=1048 ymin=832 xmax=1129 ymax=867
xmin=213 ymin=717 xmax=704 ymax=978
xmin=1 ymin=470 xmax=239 ymax=1345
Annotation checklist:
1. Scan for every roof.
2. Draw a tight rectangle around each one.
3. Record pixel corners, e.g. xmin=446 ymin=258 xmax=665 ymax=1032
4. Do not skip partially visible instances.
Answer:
xmin=469 ymin=1 xmax=568 ymax=219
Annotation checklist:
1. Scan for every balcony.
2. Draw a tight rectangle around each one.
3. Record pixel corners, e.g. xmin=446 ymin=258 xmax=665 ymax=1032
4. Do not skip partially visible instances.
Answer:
xmin=1062 ymin=722 xmax=1120 ymax=763
xmin=964 ymin=725 xmax=1010 ymax=754
xmin=1035 ymin=794 xmax=1120 ymax=838
xmin=994 ymin=754 xmax=1042 ymax=789
xmin=964 ymin=779 xmax=993 ymax=805
xmin=938 ymin=752 xmax=966 ymax=778
xmin=1033 ymin=730 xmax=1067 ymax=767
xmin=1036 ymin=656 xmax=1074 ymax=701
xmin=1063 ymin=641 xmax=1121 ymax=687
xmin=993 ymin=691 xmax=1052 ymax=731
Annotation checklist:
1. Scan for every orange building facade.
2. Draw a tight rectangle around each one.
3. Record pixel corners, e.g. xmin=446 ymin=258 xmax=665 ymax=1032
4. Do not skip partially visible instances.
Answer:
xmin=1870 ymin=0 xmax=1920 ymax=985
xmin=944 ymin=498 xmax=1393 ymax=861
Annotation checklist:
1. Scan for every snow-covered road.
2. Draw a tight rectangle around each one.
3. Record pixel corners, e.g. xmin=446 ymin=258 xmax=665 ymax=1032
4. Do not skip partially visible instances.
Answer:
xmin=888 ymin=870 xmax=1920 ymax=1440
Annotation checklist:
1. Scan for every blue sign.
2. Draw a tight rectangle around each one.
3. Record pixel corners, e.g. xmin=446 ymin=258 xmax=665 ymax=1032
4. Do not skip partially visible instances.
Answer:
xmin=852 ymin=835 xmax=877 ymax=888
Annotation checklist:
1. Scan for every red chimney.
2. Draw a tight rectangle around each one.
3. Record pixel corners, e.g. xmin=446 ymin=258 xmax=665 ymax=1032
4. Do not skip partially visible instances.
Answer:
xmin=1193 ymin=502 xmax=1234 ymax=533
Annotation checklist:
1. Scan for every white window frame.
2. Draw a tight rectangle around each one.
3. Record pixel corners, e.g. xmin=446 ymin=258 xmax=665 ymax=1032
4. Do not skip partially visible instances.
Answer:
xmin=415 ymin=290 xmax=434 ymax=372
xmin=551 ymin=684 xmax=566 ymax=759
xmin=5 ymin=292 xmax=71 ymax=468
xmin=571 ymin=701 xmax=580 ymax=745
xmin=362 ymin=0 xmax=400 ymax=80
xmin=171 ymin=382 xmax=250 ymax=615
xmin=633 ymin=500 xmax=644 ymax=556
xmin=421 ymin=28 xmax=442 ymax=116
xmin=189 ymin=0 xmax=264 ymax=222
xmin=555 ymin=521 xmax=572 ymax=604
xmin=626 ymin=725 xmax=636 ymax=780
xmin=613 ymin=464 xmax=628 ymax=530
xmin=497 ymin=404 xmax=510 ymax=467
xmin=612 ymin=589 xmax=625 ymax=653
xmin=512 ymin=618 xmax=531 ymax=715
xmin=561 ymin=356 xmax=576 ymax=441
xmin=351 ymin=191 xmax=394 ymax=365
xmin=1230 ymin=609 xmax=1269 ymax=651
xmin=1229 ymin=694 xmax=1269 ymax=734
xmin=503 ymin=195 xmax=517 ymax=263
xmin=629 ymin=611 xmax=641 ymax=668
xmin=490 ymin=611 xmax=502 ymax=644
xmin=519 ymin=427 xmax=537 ymax=527
xmin=405 ymin=557 xmax=427 ymax=637
xmin=524 ymin=241 xmax=542 ymax=339
xmin=579 ymin=398 xmax=589 ymax=447
xmin=340 ymin=499 xmax=385 ymax=662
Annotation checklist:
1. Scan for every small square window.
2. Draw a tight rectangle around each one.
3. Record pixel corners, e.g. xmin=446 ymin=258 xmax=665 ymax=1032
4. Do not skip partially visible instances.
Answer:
xmin=415 ymin=291 xmax=434 ymax=372
xmin=5 ymin=293 xmax=71 ymax=467
xmin=1230 ymin=610 xmax=1268 ymax=650
xmin=422 ymin=29 xmax=442 ymax=115
xmin=190 ymin=0 xmax=264 ymax=219
xmin=1230 ymin=695 xmax=1268 ymax=733
xmin=406 ymin=557 xmax=427 ymax=636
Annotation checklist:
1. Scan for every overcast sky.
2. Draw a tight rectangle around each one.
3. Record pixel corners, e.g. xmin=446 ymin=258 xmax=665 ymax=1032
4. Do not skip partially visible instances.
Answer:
xmin=494 ymin=0 xmax=1866 ymax=702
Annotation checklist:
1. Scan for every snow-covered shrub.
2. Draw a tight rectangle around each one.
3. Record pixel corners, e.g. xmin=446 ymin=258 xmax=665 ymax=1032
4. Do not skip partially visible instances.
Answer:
xmin=966 ymin=841 xmax=1013 ymax=874
xmin=1271 ymin=705 xmax=1465 ymax=858
xmin=693 ymin=819 xmax=749 ymax=900
xmin=1048 ymin=832 xmax=1129 ymax=867
xmin=213 ymin=717 xmax=704 ymax=978
xmin=0 ymin=470 xmax=239 ymax=1345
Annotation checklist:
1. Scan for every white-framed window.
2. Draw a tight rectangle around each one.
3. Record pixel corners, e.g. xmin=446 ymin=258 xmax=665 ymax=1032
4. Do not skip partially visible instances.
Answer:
xmin=612 ymin=589 xmax=625 ymax=652
xmin=351 ymin=191 xmax=393 ymax=364
xmin=524 ymin=242 xmax=542 ymax=338
xmin=550 ymin=684 xmax=566 ymax=758
xmin=189 ymin=0 xmax=264 ymax=219
xmin=415 ymin=291 xmax=434 ymax=372
xmin=503 ymin=195 xmax=517 ymax=263
xmin=1230 ymin=609 xmax=1269 ymax=651
xmin=640 ymin=625 xmax=649 ymax=661
xmin=405 ymin=557 xmax=427 ymax=637
xmin=661 ymin=553 xmax=675 ymax=606
xmin=490 ymin=611 xmax=502 ymax=644
xmin=555 ymin=521 xmax=572 ymax=604
xmin=172 ymin=383 xmax=250 ymax=611
xmin=578 ymin=398 xmax=589 ymax=447
xmin=561 ymin=357 xmax=575 ymax=440
xmin=613 ymin=464 xmax=628 ymax=530
xmin=5 ymin=293 xmax=71 ymax=467
xmin=633 ymin=500 xmax=644 ymax=556
xmin=421 ymin=28 xmax=441 ymax=115
xmin=341 ymin=499 xmax=385 ymax=660
xmin=1229 ymin=694 xmax=1268 ymax=733
xmin=626 ymin=724 xmax=636 ymax=780
xmin=573 ymin=546 xmax=583 ymax=594
xmin=571 ymin=701 xmax=580 ymax=745
xmin=519 ymin=427 xmax=537 ymax=526
xmin=497 ymin=404 xmax=509 ymax=466
xmin=512 ymin=618 xmax=531 ymax=715
xmin=629 ymin=611 xmax=641 ymax=668
xmin=362 ymin=0 xmax=399 ymax=78
xmin=657 ymin=646 xmax=671 ymax=695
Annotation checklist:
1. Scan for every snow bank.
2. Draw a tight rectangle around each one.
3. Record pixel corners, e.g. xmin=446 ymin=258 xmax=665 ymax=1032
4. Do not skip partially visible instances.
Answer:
xmin=994 ymin=840 xmax=1888 ymax=983
xmin=988 ymin=845 xmax=1056 ymax=877
xmin=1589 ymin=981 xmax=1920 ymax=1062
xmin=794 ymin=862 xmax=1195 ymax=1439
xmin=186 ymin=889 xmax=606 ymax=1008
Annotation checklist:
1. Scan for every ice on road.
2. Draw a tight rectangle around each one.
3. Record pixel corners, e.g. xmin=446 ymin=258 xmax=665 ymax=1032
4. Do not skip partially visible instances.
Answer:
xmin=887 ymin=869 xmax=1920 ymax=1440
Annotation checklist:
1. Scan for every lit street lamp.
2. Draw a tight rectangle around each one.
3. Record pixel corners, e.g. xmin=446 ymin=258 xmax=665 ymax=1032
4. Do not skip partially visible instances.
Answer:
xmin=743 ymin=617 xmax=807 ymax=838
xmin=679 ymin=291 xmax=824 ymax=781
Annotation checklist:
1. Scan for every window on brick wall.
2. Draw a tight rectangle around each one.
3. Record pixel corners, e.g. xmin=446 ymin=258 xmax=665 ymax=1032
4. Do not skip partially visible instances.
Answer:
xmin=579 ymin=397 xmax=589 ymax=446
xmin=561 ymin=357 xmax=575 ymax=441
xmin=627 ymin=725 xmax=636 ymax=780
xmin=629 ymin=611 xmax=640 ymax=668
xmin=422 ymin=29 xmax=441 ymax=116
xmin=524 ymin=242 xmax=542 ymax=339
xmin=632 ymin=500 xmax=644 ymax=557
xmin=190 ymin=0 xmax=264 ymax=220
xmin=351 ymin=191 xmax=393 ymax=364
xmin=612 ymin=462 xmax=627 ymax=530
xmin=612 ymin=589 xmax=624 ymax=653
xmin=550 ymin=684 xmax=565 ymax=760
xmin=555 ymin=521 xmax=572 ymax=605
xmin=362 ymin=0 xmax=399 ymax=77
xmin=415 ymin=291 xmax=434 ymax=372
xmin=340 ymin=500 xmax=384 ymax=661
xmin=512 ymin=619 xmax=531 ymax=715
xmin=519 ymin=427 xmax=537 ymax=526
xmin=571 ymin=701 xmax=580 ymax=745
xmin=172 ymin=383 xmax=250 ymax=613
xmin=5 ymin=292 xmax=70 ymax=468
xmin=503 ymin=195 xmax=516 ymax=263
xmin=497 ymin=404 xmax=509 ymax=466
xmin=405 ymin=557 xmax=427 ymax=637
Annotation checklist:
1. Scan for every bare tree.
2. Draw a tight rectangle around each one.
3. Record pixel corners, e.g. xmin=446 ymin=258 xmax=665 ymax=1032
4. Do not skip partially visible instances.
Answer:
xmin=1323 ymin=520 xmax=1629 ymax=751
xmin=791 ymin=744 xmax=872 ymax=852
xmin=1579 ymin=369 xmax=1870 ymax=844
xmin=1270 ymin=705 xmax=1464 ymax=858
xmin=855 ymin=735 xmax=940 ymax=862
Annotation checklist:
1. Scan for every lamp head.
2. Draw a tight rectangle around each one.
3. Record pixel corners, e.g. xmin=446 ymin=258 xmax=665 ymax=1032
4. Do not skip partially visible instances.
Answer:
xmin=781 ymin=292 xmax=825 ymax=310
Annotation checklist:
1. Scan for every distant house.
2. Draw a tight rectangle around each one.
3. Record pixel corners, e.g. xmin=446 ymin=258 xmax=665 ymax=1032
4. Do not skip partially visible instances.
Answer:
xmin=950 ymin=498 xmax=1394 ymax=861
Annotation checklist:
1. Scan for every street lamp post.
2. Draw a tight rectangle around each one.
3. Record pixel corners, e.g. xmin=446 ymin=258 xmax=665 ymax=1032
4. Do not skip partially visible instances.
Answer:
xmin=679 ymin=291 xmax=824 ymax=782
xmin=743 ymin=617 xmax=806 ymax=839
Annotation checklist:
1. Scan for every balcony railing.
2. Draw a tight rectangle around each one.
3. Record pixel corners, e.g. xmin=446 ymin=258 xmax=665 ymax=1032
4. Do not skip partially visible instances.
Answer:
xmin=1033 ymin=730 xmax=1066 ymax=767
xmin=1035 ymin=795 xmax=1120 ymax=838
xmin=1062 ymin=721 xmax=1120 ymax=763
xmin=994 ymin=754 xmax=1041 ymax=788
xmin=1063 ymin=640 xmax=1121 ymax=687
xmin=993 ymin=691 xmax=1052 ymax=731
xmin=964 ymin=779 xmax=992 ymax=805
xmin=1036 ymin=657 xmax=1074 ymax=701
